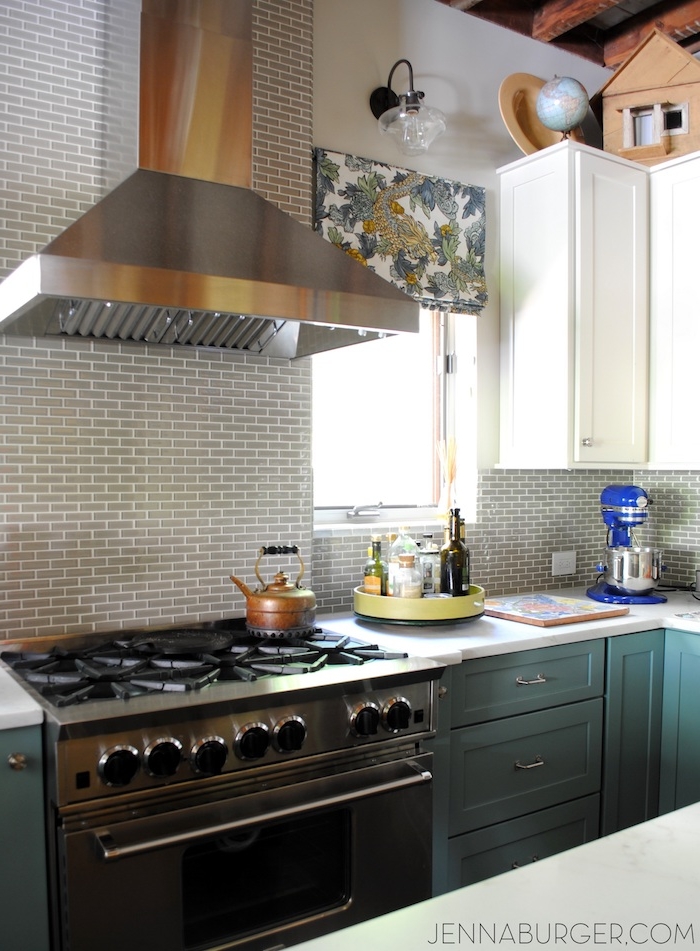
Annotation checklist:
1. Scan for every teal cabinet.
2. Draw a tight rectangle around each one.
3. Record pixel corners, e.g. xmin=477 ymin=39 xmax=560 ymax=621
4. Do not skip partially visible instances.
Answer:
xmin=602 ymin=629 xmax=664 ymax=834
xmin=447 ymin=794 xmax=600 ymax=890
xmin=435 ymin=640 xmax=605 ymax=892
xmin=660 ymin=629 xmax=700 ymax=814
xmin=0 ymin=724 xmax=50 ymax=951
xmin=449 ymin=698 xmax=603 ymax=834
xmin=450 ymin=640 xmax=605 ymax=725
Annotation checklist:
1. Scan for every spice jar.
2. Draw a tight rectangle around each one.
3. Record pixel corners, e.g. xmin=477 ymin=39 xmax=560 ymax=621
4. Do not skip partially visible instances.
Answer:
xmin=395 ymin=553 xmax=422 ymax=599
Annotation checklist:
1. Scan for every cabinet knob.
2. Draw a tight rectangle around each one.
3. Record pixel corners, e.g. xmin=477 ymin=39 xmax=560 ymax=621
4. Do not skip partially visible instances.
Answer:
xmin=7 ymin=752 xmax=28 ymax=771
xmin=581 ymin=437 xmax=592 ymax=447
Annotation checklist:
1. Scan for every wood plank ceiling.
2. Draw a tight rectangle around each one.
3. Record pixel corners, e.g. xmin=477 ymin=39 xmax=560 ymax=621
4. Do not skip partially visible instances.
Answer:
xmin=434 ymin=0 xmax=700 ymax=68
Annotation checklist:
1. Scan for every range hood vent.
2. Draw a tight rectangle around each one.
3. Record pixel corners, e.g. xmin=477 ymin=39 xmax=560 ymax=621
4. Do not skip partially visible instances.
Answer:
xmin=0 ymin=1 xmax=418 ymax=359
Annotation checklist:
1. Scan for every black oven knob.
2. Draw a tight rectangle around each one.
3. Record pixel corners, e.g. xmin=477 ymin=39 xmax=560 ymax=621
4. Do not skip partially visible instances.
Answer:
xmin=98 ymin=745 xmax=140 ymax=787
xmin=273 ymin=716 xmax=306 ymax=753
xmin=144 ymin=738 xmax=183 ymax=777
xmin=383 ymin=697 xmax=412 ymax=733
xmin=235 ymin=723 xmax=270 ymax=760
xmin=351 ymin=703 xmax=380 ymax=737
xmin=191 ymin=736 xmax=227 ymax=775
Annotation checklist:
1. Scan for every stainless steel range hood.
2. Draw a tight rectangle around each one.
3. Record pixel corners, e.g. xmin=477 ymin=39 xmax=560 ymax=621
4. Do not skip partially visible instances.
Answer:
xmin=0 ymin=0 xmax=418 ymax=359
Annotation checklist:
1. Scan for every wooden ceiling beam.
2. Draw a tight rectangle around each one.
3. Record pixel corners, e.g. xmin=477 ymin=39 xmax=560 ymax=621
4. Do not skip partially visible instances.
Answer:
xmin=443 ymin=0 xmax=486 ymax=9
xmin=439 ymin=0 xmax=535 ymax=37
xmin=533 ymin=0 xmax=622 ymax=42
xmin=603 ymin=0 xmax=700 ymax=67
xmin=434 ymin=0 xmax=700 ymax=68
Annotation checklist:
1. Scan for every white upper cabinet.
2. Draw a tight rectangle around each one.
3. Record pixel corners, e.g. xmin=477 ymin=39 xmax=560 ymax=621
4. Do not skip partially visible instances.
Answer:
xmin=649 ymin=153 xmax=700 ymax=467
xmin=498 ymin=141 xmax=649 ymax=468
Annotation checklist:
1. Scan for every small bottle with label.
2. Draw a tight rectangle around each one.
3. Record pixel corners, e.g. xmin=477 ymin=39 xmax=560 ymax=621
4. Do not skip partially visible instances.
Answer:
xmin=363 ymin=535 xmax=387 ymax=596
xmin=420 ymin=533 xmax=440 ymax=595
xmin=395 ymin=553 xmax=423 ymax=598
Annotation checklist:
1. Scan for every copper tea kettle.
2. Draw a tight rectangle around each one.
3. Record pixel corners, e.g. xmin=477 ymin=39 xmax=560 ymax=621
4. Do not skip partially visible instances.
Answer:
xmin=230 ymin=545 xmax=317 ymax=637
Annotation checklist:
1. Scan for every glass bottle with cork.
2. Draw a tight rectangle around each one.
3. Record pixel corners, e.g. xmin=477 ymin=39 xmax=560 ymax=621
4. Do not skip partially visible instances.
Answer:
xmin=395 ymin=553 xmax=423 ymax=598
xmin=386 ymin=527 xmax=419 ymax=596
xmin=440 ymin=507 xmax=470 ymax=596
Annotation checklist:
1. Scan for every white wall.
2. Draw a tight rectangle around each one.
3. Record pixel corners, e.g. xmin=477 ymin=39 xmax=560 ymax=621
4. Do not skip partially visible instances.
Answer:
xmin=312 ymin=0 xmax=609 ymax=465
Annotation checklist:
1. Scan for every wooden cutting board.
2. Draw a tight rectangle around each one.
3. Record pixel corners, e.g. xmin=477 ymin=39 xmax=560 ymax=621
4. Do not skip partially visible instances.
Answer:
xmin=485 ymin=594 xmax=629 ymax=627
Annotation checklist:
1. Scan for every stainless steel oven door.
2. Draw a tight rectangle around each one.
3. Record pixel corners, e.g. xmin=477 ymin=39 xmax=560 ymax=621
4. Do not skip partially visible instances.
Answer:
xmin=56 ymin=750 xmax=433 ymax=951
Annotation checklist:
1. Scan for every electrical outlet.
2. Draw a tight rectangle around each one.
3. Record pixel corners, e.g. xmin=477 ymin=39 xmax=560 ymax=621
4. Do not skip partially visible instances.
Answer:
xmin=552 ymin=550 xmax=577 ymax=576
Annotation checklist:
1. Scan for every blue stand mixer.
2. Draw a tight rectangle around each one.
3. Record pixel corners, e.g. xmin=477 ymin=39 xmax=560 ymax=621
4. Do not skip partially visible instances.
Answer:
xmin=587 ymin=484 xmax=666 ymax=604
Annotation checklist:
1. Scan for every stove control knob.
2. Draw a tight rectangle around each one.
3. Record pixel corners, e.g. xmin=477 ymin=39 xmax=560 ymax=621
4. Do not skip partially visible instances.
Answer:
xmin=144 ymin=738 xmax=183 ymax=777
xmin=382 ymin=697 xmax=412 ymax=733
xmin=191 ymin=736 xmax=227 ymax=776
xmin=235 ymin=723 xmax=270 ymax=760
xmin=98 ymin=745 xmax=140 ymax=787
xmin=351 ymin=703 xmax=380 ymax=737
xmin=273 ymin=716 xmax=307 ymax=753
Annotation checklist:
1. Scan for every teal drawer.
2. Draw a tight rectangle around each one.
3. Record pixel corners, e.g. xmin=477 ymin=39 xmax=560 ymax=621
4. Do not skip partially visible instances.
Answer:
xmin=449 ymin=697 xmax=603 ymax=835
xmin=447 ymin=794 xmax=600 ymax=890
xmin=451 ymin=640 xmax=605 ymax=727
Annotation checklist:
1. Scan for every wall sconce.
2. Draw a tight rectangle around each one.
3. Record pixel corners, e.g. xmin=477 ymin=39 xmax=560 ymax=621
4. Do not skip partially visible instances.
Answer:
xmin=369 ymin=58 xmax=446 ymax=156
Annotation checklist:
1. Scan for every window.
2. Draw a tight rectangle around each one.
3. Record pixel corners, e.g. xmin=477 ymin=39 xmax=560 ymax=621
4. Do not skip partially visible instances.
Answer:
xmin=312 ymin=309 xmax=477 ymax=525
xmin=622 ymin=102 xmax=689 ymax=149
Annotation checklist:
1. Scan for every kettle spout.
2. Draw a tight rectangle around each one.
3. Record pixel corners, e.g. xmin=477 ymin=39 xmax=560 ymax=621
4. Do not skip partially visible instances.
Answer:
xmin=229 ymin=575 xmax=254 ymax=600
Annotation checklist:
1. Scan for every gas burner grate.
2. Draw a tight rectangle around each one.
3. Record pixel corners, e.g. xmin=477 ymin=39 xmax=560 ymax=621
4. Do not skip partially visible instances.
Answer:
xmin=1 ymin=625 xmax=408 ymax=706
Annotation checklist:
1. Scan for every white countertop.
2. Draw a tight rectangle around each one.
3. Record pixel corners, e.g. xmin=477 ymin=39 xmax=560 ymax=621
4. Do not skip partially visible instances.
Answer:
xmin=3 ymin=588 xmax=699 ymax=728
xmin=0 ymin=666 xmax=43 ymax=730
xmin=320 ymin=588 xmax=700 ymax=664
xmin=292 ymin=800 xmax=700 ymax=951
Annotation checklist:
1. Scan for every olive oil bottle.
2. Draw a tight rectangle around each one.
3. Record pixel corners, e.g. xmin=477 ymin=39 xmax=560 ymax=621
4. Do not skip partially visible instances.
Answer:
xmin=363 ymin=535 xmax=387 ymax=595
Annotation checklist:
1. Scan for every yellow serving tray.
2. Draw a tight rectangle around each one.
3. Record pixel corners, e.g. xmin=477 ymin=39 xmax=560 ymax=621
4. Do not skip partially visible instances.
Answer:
xmin=353 ymin=584 xmax=485 ymax=624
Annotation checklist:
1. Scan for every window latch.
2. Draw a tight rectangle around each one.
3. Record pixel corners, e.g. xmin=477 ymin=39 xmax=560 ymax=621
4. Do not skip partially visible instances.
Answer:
xmin=347 ymin=502 xmax=383 ymax=520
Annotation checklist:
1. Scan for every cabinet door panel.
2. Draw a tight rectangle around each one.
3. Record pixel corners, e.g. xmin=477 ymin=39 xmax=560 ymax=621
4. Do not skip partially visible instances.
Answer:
xmin=451 ymin=640 xmax=604 ymax=727
xmin=649 ymin=157 xmax=700 ymax=465
xmin=0 ymin=725 xmax=50 ymax=950
xmin=499 ymin=147 xmax=572 ymax=468
xmin=660 ymin=630 xmax=700 ymax=813
xmin=447 ymin=794 xmax=600 ymax=890
xmin=449 ymin=698 xmax=603 ymax=835
xmin=499 ymin=142 xmax=648 ymax=468
xmin=575 ymin=150 xmax=648 ymax=463
xmin=602 ymin=630 xmax=663 ymax=834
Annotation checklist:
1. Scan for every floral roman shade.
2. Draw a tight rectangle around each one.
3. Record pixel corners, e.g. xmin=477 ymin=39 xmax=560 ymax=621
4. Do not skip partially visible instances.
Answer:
xmin=314 ymin=147 xmax=487 ymax=315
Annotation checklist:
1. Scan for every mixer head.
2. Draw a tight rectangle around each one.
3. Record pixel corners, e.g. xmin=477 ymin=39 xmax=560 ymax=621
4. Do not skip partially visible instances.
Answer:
xmin=600 ymin=484 xmax=650 ymax=548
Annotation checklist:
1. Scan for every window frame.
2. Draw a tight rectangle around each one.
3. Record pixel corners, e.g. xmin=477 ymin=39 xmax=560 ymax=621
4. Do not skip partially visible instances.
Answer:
xmin=312 ymin=309 xmax=476 ymax=529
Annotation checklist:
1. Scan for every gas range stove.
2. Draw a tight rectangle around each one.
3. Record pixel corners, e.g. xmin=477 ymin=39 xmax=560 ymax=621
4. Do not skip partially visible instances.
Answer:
xmin=1 ymin=617 xmax=444 ymax=808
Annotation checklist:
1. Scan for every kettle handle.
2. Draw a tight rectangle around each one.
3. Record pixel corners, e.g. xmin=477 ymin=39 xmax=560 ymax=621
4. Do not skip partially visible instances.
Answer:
xmin=254 ymin=545 xmax=305 ymax=588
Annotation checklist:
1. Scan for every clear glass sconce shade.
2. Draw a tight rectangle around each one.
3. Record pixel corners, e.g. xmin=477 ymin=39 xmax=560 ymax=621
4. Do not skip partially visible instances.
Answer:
xmin=378 ymin=95 xmax=447 ymax=155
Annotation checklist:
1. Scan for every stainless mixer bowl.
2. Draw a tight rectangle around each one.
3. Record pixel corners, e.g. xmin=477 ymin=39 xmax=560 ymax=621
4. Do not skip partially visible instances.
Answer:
xmin=604 ymin=546 xmax=664 ymax=594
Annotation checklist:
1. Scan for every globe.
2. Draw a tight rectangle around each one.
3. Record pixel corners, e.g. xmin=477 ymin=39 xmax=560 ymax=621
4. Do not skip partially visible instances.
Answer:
xmin=535 ymin=76 xmax=589 ymax=134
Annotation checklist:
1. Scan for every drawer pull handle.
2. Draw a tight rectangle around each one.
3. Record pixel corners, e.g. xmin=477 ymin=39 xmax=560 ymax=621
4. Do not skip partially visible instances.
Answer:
xmin=512 ymin=855 xmax=540 ymax=869
xmin=515 ymin=673 xmax=546 ymax=686
xmin=514 ymin=755 xmax=544 ymax=770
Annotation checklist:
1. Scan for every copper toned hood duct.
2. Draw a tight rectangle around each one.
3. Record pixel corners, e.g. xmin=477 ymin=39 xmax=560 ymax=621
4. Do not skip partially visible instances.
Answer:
xmin=0 ymin=0 xmax=418 ymax=359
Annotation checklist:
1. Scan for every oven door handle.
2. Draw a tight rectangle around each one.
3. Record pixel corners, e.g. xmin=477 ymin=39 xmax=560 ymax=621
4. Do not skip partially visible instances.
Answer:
xmin=94 ymin=760 xmax=432 ymax=862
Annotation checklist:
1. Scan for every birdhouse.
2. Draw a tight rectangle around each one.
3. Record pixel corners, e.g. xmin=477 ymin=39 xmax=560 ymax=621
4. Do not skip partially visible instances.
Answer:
xmin=592 ymin=29 xmax=700 ymax=167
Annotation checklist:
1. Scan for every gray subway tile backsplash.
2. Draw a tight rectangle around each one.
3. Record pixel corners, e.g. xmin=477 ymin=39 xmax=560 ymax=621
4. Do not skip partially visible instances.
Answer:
xmin=3 ymin=1 xmax=700 ymax=637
